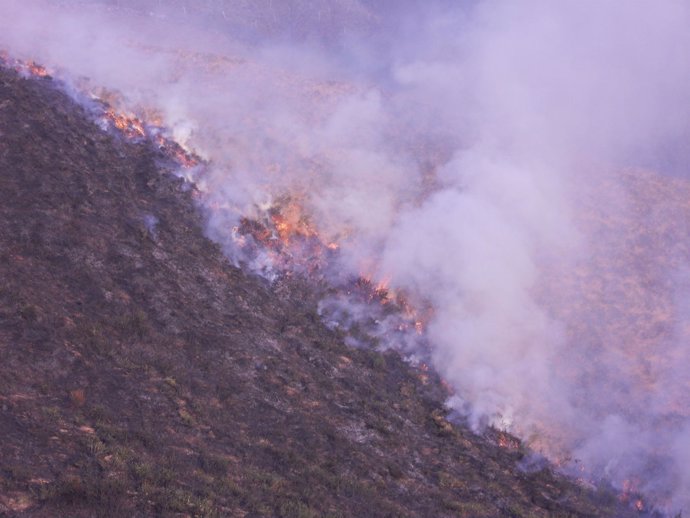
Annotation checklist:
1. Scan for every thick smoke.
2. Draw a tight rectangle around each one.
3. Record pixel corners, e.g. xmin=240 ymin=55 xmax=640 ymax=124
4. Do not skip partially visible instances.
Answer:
xmin=2 ymin=0 xmax=690 ymax=512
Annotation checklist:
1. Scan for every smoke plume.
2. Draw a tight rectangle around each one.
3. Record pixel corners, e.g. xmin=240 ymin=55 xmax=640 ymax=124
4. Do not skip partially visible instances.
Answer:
xmin=2 ymin=0 xmax=690 ymax=512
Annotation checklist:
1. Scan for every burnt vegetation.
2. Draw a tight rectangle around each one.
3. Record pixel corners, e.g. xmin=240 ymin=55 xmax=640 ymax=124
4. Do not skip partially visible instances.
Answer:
xmin=0 ymin=66 xmax=641 ymax=517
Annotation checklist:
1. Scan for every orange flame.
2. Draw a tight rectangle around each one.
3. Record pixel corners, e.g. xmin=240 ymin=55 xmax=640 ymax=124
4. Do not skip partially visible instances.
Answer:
xmin=497 ymin=432 xmax=520 ymax=450
xmin=26 ymin=61 xmax=49 ymax=78
xmin=102 ymin=108 xmax=146 ymax=139
xmin=0 ymin=54 xmax=51 ymax=78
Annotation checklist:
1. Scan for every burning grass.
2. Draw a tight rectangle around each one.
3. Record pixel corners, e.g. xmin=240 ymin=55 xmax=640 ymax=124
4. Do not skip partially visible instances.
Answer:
xmin=0 ymin=52 xmax=201 ymax=172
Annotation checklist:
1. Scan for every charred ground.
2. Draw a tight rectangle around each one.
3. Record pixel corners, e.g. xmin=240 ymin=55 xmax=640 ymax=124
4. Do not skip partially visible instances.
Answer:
xmin=0 ymin=66 xmax=638 ymax=517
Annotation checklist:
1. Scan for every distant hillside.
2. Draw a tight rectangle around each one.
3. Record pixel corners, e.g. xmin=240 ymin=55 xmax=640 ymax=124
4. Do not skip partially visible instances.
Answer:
xmin=0 ymin=66 xmax=635 ymax=517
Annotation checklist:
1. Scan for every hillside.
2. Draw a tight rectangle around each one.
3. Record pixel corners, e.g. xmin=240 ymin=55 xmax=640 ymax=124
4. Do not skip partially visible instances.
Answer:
xmin=0 ymin=66 xmax=636 ymax=517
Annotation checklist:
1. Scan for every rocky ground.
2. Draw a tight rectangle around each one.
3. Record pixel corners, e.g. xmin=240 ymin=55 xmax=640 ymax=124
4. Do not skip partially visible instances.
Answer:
xmin=0 ymin=65 xmax=640 ymax=517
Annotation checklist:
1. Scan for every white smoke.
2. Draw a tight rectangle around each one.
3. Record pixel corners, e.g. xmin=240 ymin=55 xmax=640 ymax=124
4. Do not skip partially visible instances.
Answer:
xmin=2 ymin=0 xmax=690 ymax=512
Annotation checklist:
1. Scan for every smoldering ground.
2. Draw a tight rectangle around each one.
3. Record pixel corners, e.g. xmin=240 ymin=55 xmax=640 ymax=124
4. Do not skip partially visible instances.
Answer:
xmin=2 ymin=0 xmax=690 ymax=512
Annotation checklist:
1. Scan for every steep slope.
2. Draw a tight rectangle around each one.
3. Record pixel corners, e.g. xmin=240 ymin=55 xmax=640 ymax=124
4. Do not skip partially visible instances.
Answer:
xmin=0 ymin=67 xmax=634 ymax=517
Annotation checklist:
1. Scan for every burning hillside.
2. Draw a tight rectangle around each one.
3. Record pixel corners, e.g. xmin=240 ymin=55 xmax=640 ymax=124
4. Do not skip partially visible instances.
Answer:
xmin=0 ymin=57 xmax=643 ymax=518
xmin=1 ymin=0 xmax=690 ymax=515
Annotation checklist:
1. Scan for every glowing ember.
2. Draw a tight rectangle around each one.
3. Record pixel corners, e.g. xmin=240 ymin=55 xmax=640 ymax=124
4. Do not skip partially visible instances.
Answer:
xmin=25 ymin=61 xmax=49 ymax=78
xmin=617 ymin=478 xmax=648 ymax=513
xmin=496 ymin=432 xmax=520 ymax=450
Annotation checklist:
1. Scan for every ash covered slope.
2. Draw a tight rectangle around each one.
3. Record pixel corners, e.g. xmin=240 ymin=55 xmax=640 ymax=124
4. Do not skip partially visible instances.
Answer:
xmin=0 ymin=69 xmax=630 ymax=517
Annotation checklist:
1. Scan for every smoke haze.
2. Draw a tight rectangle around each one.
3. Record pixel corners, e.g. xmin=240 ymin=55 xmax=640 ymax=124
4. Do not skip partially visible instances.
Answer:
xmin=2 ymin=0 xmax=690 ymax=512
